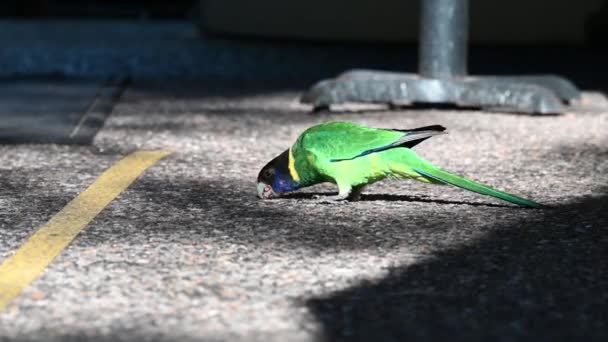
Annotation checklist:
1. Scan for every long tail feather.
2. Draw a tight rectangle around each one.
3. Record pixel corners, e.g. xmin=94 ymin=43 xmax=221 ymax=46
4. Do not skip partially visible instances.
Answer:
xmin=413 ymin=165 xmax=541 ymax=208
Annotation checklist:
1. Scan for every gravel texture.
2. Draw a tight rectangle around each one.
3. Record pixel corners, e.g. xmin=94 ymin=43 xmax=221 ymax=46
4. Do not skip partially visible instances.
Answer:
xmin=0 ymin=20 xmax=607 ymax=342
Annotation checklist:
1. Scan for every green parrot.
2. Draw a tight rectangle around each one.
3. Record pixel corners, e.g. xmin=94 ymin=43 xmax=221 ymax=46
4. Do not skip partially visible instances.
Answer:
xmin=256 ymin=122 xmax=540 ymax=208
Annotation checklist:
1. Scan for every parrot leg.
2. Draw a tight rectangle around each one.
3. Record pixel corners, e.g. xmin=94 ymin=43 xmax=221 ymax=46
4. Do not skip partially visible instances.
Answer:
xmin=312 ymin=181 xmax=356 ymax=203
xmin=347 ymin=185 xmax=366 ymax=201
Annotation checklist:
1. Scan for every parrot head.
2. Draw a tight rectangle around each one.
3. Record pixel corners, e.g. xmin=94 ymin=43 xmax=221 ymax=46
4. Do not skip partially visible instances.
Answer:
xmin=257 ymin=149 xmax=300 ymax=199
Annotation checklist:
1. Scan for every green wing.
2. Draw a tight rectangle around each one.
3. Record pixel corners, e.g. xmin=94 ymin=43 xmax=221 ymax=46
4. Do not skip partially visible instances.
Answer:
xmin=299 ymin=122 xmax=445 ymax=162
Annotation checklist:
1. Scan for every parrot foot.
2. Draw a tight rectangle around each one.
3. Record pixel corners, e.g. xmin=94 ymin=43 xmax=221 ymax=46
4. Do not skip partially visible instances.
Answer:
xmin=311 ymin=184 xmax=364 ymax=203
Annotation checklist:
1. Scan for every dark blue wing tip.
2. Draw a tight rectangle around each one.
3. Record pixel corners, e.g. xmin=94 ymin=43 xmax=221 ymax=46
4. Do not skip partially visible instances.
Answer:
xmin=413 ymin=168 xmax=445 ymax=183
xmin=331 ymin=150 xmax=377 ymax=163
xmin=330 ymin=157 xmax=356 ymax=162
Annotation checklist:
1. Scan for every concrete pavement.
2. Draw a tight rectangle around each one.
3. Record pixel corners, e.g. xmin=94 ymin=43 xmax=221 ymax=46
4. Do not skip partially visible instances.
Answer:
xmin=1 ymin=78 xmax=607 ymax=341
xmin=0 ymin=20 xmax=607 ymax=342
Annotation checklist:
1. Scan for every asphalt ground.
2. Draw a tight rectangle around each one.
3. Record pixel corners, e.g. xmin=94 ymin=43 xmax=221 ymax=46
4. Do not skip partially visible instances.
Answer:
xmin=0 ymin=21 xmax=607 ymax=342
xmin=0 ymin=78 xmax=607 ymax=341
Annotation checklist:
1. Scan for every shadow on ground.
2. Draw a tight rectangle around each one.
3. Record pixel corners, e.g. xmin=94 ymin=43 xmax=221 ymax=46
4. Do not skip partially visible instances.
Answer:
xmin=283 ymin=192 xmax=518 ymax=208
xmin=121 ymin=142 xmax=607 ymax=341
xmin=305 ymin=191 xmax=608 ymax=341
xmin=54 ymin=138 xmax=605 ymax=342
xmin=111 ymin=141 xmax=607 ymax=255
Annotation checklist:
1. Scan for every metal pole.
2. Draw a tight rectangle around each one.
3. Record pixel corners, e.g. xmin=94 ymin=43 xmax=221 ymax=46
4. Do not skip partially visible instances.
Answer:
xmin=419 ymin=0 xmax=469 ymax=78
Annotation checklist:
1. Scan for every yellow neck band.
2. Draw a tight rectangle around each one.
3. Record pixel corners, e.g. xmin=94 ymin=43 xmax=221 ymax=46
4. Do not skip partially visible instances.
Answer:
xmin=288 ymin=147 xmax=300 ymax=182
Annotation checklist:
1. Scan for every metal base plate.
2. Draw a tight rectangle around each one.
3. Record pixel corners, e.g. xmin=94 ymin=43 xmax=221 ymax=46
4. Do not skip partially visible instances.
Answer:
xmin=301 ymin=69 xmax=581 ymax=114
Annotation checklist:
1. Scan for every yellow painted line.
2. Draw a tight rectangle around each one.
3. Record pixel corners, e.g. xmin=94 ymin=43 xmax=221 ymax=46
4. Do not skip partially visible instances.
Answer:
xmin=0 ymin=150 xmax=170 ymax=311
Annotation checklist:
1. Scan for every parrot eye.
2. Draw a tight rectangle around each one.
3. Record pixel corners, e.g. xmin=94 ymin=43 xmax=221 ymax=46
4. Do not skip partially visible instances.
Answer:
xmin=263 ymin=169 xmax=274 ymax=178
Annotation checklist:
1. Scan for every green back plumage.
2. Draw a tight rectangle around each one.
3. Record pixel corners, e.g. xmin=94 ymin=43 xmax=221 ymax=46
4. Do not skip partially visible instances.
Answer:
xmin=298 ymin=122 xmax=403 ymax=159
xmin=291 ymin=122 xmax=403 ymax=186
